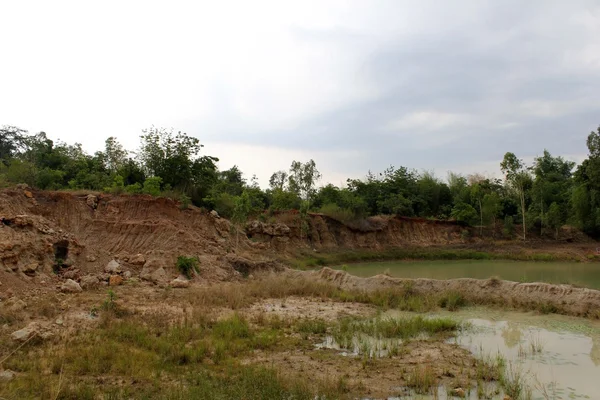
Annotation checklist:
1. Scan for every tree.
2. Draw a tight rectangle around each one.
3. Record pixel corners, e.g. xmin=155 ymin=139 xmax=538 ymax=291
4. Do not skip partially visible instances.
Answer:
xmin=269 ymin=170 xmax=288 ymax=191
xmin=0 ymin=125 xmax=27 ymax=165
xmin=288 ymin=160 xmax=322 ymax=205
xmin=501 ymin=152 xmax=530 ymax=240
xmin=231 ymin=191 xmax=252 ymax=249
xmin=104 ymin=137 xmax=128 ymax=173
xmin=546 ymin=202 xmax=563 ymax=239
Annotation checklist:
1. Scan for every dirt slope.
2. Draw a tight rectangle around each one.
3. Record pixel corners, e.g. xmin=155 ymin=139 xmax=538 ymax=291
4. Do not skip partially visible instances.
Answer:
xmin=0 ymin=188 xmax=269 ymax=290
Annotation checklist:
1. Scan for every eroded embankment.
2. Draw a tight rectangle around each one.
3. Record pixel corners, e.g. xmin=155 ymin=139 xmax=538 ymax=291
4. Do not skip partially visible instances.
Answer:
xmin=302 ymin=267 xmax=600 ymax=318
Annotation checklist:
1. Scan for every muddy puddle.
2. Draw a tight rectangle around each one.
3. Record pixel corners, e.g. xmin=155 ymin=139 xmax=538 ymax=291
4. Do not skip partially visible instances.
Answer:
xmin=315 ymin=309 xmax=600 ymax=399
xmin=403 ymin=308 xmax=599 ymax=399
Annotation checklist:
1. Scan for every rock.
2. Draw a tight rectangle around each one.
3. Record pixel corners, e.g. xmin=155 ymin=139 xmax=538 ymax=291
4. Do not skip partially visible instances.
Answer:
xmin=105 ymin=260 xmax=121 ymax=274
xmin=0 ymin=370 xmax=15 ymax=382
xmin=23 ymin=190 xmax=33 ymax=198
xmin=170 ymin=276 xmax=190 ymax=288
xmin=16 ymin=183 xmax=30 ymax=190
xmin=60 ymin=279 xmax=82 ymax=293
xmin=5 ymin=298 xmax=27 ymax=312
xmin=11 ymin=324 xmax=37 ymax=342
xmin=62 ymin=269 xmax=80 ymax=280
xmin=55 ymin=317 xmax=63 ymax=326
xmin=452 ymin=388 xmax=466 ymax=398
xmin=130 ymin=254 xmax=146 ymax=266
xmin=150 ymin=267 xmax=167 ymax=283
xmin=98 ymin=272 xmax=111 ymax=281
xmin=122 ymin=270 xmax=132 ymax=279
xmin=62 ymin=258 xmax=74 ymax=268
xmin=86 ymin=194 xmax=98 ymax=209
xmin=86 ymin=255 xmax=97 ymax=262
xmin=109 ymin=275 xmax=123 ymax=286
xmin=210 ymin=210 xmax=220 ymax=219
xmin=20 ymin=262 xmax=38 ymax=274
xmin=80 ymin=275 xmax=100 ymax=289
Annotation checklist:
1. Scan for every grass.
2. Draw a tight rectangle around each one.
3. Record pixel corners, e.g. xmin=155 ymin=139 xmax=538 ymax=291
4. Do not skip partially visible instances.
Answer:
xmin=0 ymin=307 xmax=344 ymax=400
xmin=333 ymin=315 xmax=460 ymax=343
xmin=406 ymin=365 xmax=436 ymax=395
xmin=287 ymin=247 xmax=577 ymax=269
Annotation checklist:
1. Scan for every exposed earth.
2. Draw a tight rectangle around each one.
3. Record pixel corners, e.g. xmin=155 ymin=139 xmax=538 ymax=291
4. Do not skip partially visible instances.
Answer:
xmin=1 ymin=187 xmax=600 ymax=399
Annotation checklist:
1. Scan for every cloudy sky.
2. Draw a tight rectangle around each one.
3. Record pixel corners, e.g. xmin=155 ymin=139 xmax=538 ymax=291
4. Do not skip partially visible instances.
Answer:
xmin=1 ymin=1 xmax=599 ymax=187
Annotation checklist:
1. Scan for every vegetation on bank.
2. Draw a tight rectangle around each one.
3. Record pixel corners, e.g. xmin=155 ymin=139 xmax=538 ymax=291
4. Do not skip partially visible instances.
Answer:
xmin=3 ymin=125 xmax=600 ymax=238
xmin=287 ymin=247 xmax=580 ymax=269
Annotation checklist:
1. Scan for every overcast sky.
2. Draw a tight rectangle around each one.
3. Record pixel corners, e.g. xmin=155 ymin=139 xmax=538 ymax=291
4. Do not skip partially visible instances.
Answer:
xmin=1 ymin=1 xmax=599 ymax=187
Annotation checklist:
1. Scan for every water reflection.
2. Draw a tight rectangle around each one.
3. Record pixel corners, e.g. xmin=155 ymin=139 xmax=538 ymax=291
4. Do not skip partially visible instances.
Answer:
xmin=591 ymin=336 xmax=600 ymax=366
xmin=500 ymin=321 xmax=522 ymax=349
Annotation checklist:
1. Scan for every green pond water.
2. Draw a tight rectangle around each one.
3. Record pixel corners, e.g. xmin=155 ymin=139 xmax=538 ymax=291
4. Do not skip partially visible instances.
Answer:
xmin=334 ymin=260 xmax=600 ymax=289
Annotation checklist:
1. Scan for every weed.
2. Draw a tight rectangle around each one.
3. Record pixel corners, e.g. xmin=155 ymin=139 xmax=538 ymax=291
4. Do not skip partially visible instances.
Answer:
xmin=176 ymin=255 xmax=200 ymax=279
xmin=406 ymin=365 xmax=436 ymax=394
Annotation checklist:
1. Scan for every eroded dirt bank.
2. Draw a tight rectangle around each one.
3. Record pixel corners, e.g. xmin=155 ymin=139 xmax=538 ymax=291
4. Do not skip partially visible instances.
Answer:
xmin=301 ymin=267 xmax=600 ymax=319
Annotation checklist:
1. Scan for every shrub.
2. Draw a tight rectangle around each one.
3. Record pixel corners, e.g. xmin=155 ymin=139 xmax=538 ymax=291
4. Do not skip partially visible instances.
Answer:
xmin=176 ymin=256 xmax=199 ymax=278
xmin=142 ymin=176 xmax=162 ymax=196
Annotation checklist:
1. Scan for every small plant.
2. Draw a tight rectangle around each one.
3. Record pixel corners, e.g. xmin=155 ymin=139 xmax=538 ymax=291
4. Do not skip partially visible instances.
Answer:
xmin=176 ymin=256 xmax=200 ymax=279
xmin=102 ymin=290 xmax=117 ymax=312
xmin=179 ymin=194 xmax=191 ymax=210
xmin=438 ymin=291 xmax=466 ymax=311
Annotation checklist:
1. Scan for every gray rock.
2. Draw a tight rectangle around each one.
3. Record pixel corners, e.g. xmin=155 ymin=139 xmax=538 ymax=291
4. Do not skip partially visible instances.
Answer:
xmin=170 ymin=276 xmax=190 ymax=288
xmin=0 ymin=369 xmax=15 ymax=381
xmin=210 ymin=210 xmax=220 ymax=218
xmin=122 ymin=270 xmax=132 ymax=279
xmin=11 ymin=324 xmax=37 ymax=342
xmin=60 ymin=279 xmax=82 ymax=293
xmin=140 ymin=265 xmax=168 ymax=284
xmin=105 ymin=260 xmax=121 ymax=274
xmin=80 ymin=275 xmax=100 ymax=290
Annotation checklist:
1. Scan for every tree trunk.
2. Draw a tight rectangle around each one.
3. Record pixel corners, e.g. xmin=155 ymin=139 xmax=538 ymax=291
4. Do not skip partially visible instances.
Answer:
xmin=479 ymin=198 xmax=483 ymax=237
xmin=520 ymin=191 xmax=526 ymax=240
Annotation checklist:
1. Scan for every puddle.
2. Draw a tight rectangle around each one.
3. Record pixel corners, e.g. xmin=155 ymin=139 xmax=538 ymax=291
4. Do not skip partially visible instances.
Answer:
xmin=453 ymin=316 xmax=599 ymax=399
xmin=316 ymin=333 xmax=405 ymax=358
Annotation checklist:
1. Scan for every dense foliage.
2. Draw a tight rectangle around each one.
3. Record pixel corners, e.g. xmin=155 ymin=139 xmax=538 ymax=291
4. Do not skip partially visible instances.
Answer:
xmin=1 ymin=124 xmax=599 ymax=237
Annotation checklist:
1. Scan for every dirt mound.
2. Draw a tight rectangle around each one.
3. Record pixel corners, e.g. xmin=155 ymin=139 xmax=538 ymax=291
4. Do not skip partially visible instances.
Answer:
xmin=307 ymin=267 xmax=600 ymax=318
xmin=0 ymin=188 xmax=278 ymax=290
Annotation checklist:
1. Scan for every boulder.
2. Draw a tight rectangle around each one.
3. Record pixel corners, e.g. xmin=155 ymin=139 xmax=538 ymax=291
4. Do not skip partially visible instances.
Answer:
xmin=130 ymin=254 xmax=146 ymax=266
xmin=105 ymin=260 xmax=121 ymax=274
xmin=20 ymin=262 xmax=39 ymax=275
xmin=86 ymin=255 xmax=97 ymax=262
xmin=60 ymin=279 xmax=82 ymax=293
xmin=4 ymin=298 xmax=27 ymax=312
xmin=80 ymin=275 xmax=100 ymax=289
xmin=23 ymin=190 xmax=33 ymax=199
xmin=11 ymin=324 xmax=37 ymax=342
xmin=0 ymin=369 xmax=15 ymax=382
xmin=452 ymin=388 xmax=466 ymax=398
xmin=109 ymin=275 xmax=123 ymax=286
xmin=122 ymin=270 xmax=132 ymax=279
xmin=86 ymin=194 xmax=98 ymax=209
xmin=62 ymin=269 xmax=80 ymax=280
xmin=210 ymin=210 xmax=220 ymax=219
xmin=98 ymin=272 xmax=110 ymax=281
xmin=150 ymin=267 xmax=167 ymax=283
xmin=170 ymin=276 xmax=190 ymax=288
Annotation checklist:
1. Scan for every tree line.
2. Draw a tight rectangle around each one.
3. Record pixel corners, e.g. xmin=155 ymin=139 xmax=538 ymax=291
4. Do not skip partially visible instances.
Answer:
xmin=1 ymin=124 xmax=600 ymax=238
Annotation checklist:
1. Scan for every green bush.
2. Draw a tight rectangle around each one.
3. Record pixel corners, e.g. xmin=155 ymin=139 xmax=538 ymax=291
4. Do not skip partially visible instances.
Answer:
xmin=142 ymin=176 xmax=162 ymax=196
xmin=176 ymin=255 xmax=199 ymax=278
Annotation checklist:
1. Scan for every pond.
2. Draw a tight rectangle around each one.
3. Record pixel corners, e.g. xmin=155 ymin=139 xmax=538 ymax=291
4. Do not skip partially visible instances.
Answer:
xmin=333 ymin=260 xmax=600 ymax=289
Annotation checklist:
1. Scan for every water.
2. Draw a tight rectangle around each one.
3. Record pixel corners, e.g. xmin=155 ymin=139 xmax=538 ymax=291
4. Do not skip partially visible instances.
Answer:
xmin=318 ymin=309 xmax=600 ymax=399
xmin=450 ymin=309 xmax=600 ymax=400
xmin=334 ymin=260 xmax=600 ymax=289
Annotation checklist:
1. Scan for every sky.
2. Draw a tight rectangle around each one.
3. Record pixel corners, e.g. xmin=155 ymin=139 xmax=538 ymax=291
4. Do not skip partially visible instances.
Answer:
xmin=1 ymin=0 xmax=599 ymax=187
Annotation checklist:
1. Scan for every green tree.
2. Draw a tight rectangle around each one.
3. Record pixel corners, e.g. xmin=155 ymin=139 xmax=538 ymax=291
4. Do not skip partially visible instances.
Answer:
xmin=501 ymin=152 xmax=530 ymax=240
xmin=288 ymin=160 xmax=322 ymax=205
xmin=232 ymin=191 xmax=252 ymax=249
xmin=546 ymin=202 xmax=563 ymax=239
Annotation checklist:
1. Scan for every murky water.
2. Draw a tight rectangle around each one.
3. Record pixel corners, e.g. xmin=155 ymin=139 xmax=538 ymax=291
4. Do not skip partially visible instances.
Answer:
xmin=451 ymin=309 xmax=600 ymax=399
xmin=334 ymin=260 xmax=600 ymax=289
xmin=319 ymin=309 xmax=600 ymax=399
